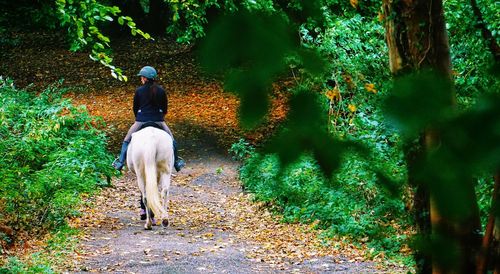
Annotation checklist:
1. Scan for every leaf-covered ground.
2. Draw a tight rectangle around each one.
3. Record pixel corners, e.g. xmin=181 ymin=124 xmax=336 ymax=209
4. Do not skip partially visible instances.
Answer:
xmin=66 ymin=140 xmax=395 ymax=273
xmin=0 ymin=32 xmax=408 ymax=273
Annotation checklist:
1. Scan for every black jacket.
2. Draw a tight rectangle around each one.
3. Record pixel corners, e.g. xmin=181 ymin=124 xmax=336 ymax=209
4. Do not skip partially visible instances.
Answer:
xmin=133 ymin=83 xmax=168 ymax=122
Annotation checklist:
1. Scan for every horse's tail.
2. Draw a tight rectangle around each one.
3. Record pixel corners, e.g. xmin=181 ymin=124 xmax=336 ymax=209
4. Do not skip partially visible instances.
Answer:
xmin=144 ymin=141 xmax=168 ymax=219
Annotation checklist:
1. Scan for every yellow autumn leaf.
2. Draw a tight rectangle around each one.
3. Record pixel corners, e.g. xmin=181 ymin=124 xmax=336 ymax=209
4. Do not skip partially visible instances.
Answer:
xmin=325 ymin=87 xmax=340 ymax=101
xmin=343 ymin=73 xmax=356 ymax=89
xmin=350 ymin=0 xmax=358 ymax=9
xmin=348 ymin=104 xmax=357 ymax=112
xmin=364 ymin=83 xmax=377 ymax=94
xmin=378 ymin=12 xmax=384 ymax=22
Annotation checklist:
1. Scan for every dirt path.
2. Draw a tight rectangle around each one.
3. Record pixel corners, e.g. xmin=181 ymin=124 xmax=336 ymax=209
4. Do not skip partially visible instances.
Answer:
xmin=70 ymin=132 xmax=395 ymax=273
xmin=1 ymin=32 xmax=406 ymax=273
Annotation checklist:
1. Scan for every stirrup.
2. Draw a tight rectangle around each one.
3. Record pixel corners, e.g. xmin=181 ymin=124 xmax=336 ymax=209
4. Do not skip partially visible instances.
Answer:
xmin=174 ymin=157 xmax=185 ymax=172
xmin=112 ymin=157 xmax=124 ymax=171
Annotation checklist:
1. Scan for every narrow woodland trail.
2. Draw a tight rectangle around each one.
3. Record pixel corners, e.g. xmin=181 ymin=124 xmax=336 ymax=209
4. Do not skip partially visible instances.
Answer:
xmin=1 ymin=32 xmax=407 ymax=273
xmin=69 ymin=134 xmax=390 ymax=273
xmin=66 ymin=93 xmax=404 ymax=273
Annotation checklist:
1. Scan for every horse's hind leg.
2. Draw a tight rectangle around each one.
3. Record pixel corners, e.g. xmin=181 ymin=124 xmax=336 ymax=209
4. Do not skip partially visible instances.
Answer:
xmin=143 ymin=197 xmax=153 ymax=230
xmin=140 ymin=195 xmax=155 ymax=223
xmin=159 ymin=172 xmax=171 ymax=227
xmin=137 ymin=173 xmax=152 ymax=230
xmin=148 ymin=208 xmax=156 ymax=226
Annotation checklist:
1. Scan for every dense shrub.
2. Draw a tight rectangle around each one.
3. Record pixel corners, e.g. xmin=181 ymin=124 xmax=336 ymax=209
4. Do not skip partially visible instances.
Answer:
xmin=445 ymin=0 xmax=499 ymax=106
xmin=0 ymin=77 xmax=114 ymax=236
xmin=0 ymin=256 xmax=54 ymax=274
xmin=231 ymin=0 xmax=497 ymax=264
xmin=233 ymin=139 xmax=409 ymax=259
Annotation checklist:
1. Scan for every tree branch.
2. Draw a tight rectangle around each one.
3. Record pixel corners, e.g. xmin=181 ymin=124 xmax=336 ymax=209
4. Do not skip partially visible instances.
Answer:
xmin=470 ymin=0 xmax=500 ymax=62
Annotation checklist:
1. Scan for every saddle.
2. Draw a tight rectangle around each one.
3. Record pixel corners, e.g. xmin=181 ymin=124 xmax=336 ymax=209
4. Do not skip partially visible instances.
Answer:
xmin=139 ymin=121 xmax=163 ymax=131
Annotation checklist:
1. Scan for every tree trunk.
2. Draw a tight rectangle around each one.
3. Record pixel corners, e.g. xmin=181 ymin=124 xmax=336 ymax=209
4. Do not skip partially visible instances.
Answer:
xmin=145 ymin=0 xmax=170 ymax=35
xmin=382 ymin=0 xmax=453 ymax=78
xmin=493 ymin=172 xmax=500 ymax=274
xmin=404 ymin=138 xmax=432 ymax=273
xmin=477 ymin=173 xmax=500 ymax=273
xmin=382 ymin=0 xmax=482 ymax=272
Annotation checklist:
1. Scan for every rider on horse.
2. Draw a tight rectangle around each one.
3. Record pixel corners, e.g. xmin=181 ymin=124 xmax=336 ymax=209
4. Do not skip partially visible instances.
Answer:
xmin=112 ymin=66 xmax=185 ymax=172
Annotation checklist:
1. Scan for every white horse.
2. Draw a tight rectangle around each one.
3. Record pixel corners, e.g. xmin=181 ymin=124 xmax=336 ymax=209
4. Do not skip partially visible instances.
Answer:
xmin=127 ymin=126 xmax=174 ymax=230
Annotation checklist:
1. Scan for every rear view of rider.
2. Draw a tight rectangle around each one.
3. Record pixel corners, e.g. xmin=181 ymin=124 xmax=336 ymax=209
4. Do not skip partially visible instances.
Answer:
xmin=112 ymin=66 xmax=185 ymax=172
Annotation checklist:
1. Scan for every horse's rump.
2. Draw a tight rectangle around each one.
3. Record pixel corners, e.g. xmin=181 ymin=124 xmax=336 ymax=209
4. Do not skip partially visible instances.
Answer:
xmin=127 ymin=127 xmax=174 ymax=228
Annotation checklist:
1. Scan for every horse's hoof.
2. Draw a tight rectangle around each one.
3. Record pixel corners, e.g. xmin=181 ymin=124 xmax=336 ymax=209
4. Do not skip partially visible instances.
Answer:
xmin=151 ymin=218 xmax=157 ymax=226
xmin=162 ymin=219 xmax=169 ymax=227
xmin=144 ymin=224 xmax=152 ymax=230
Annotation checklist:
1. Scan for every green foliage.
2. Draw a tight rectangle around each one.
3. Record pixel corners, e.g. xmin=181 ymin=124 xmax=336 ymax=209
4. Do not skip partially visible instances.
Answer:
xmin=229 ymin=138 xmax=255 ymax=161
xmin=0 ymin=256 xmax=54 ymax=274
xmin=1 ymin=0 xmax=496 ymax=268
xmin=311 ymin=14 xmax=392 ymax=154
xmin=165 ymin=0 xmax=381 ymax=45
xmin=166 ymin=0 xmax=280 ymax=43
xmin=166 ymin=0 xmax=236 ymax=43
xmin=0 ymin=77 xmax=114 ymax=234
xmin=198 ymin=0 xmax=498 ymax=268
xmin=237 ymin=149 xmax=408 ymax=258
xmin=210 ymin=3 xmax=409 ymax=262
xmin=384 ymin=71 xmax=454 ymax=139
xmin=475 ymin=0 xmax=500 ymax=41
xmin=265 ymin=89 xmax=359 ymax=178
xmin=384 ymin=70 xmax=500 ymax=265
xmin=200 ymin=5 xmax=392 ymax=176
xmin=475 ymin=176 xmax=496 ymax=226
xmin=0 ymin=0 xmax=59 ymax=31
xmin=314 ymin=14 xmax=389 ymax=95
xmin=200 ymin=10 xmax=328 ymax=131
xmin=445 ymin=0 xmax=500 ymax=106
xmin=0 ymin=225 xmax=79 ymax=273
xmin=54 ymin=0 xmax=152 ymax=81
xmin=0 ymin=28 xmax=19 ymax=48
xmin=0 ymin=0 xmax=153 ymax=81
xmin=201 ymin=10 xmax=293 ymax=129
xmin=219 ymin=1 xmax=498 ymax=267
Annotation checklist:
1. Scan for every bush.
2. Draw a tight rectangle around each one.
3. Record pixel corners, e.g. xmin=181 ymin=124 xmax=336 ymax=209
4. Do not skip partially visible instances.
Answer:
xmin=0 ymin=77 xmax=114 ymax=235
xmin=445 ymin=0 xmax=499 ymax=107
xmin=237 ymin=146 xmax=409 ymax=258
xmin=0 ymin=256 xmax=54 ymax=274
xmin=232 ymin=11 xmax=410 ymax=261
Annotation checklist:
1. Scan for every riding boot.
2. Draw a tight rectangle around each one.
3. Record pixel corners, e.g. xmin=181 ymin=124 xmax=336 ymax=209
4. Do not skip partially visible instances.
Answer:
xmin=112 ymin=141 xmax=129 ymax=171
xmin=173 ymin=140 xmax=185 ymax=172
